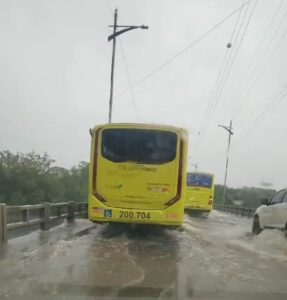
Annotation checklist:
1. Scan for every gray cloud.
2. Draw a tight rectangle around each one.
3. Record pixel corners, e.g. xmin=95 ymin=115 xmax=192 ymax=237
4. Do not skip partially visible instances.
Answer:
xmin=0 ymin=0 xmax=286 ymax=189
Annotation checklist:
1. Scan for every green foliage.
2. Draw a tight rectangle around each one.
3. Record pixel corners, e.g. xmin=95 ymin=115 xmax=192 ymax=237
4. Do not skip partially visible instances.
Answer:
xmin=0 ymin=150 xmax=89 ymax=205
xmin=0 ymin=150 xmax=277 ymax=208
xmin=214 ymin=184 xmax=276 ymax=209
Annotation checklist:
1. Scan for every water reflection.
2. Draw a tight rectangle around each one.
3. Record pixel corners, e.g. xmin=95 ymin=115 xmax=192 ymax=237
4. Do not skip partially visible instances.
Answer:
xmin=86 ymin=224 xmax=183 ymax=299
xmin=39 ymin=224 xmax=187 ymax=299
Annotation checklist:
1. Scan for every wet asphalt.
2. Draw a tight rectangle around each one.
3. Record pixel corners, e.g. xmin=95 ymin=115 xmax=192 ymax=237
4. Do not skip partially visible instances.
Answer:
xmin=0 ymin=211 xmax=287 ymax=300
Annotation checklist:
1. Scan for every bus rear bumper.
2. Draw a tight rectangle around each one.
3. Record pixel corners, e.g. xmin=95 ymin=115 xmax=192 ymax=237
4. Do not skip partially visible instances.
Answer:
xmin=184 ymin=205 xmax=213 ymax=212
xmin=89 ymin=202 xmax=184 ymax=226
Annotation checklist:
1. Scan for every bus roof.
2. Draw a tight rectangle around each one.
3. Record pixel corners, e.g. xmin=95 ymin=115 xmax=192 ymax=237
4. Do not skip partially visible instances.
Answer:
xmin=91 ymin=123 xmax=188 ymax=135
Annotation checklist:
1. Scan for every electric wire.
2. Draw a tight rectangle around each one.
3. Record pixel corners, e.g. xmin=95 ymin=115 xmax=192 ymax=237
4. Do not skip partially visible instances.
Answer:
xmin=116 ymin=0 xmax=255 ymax=98
xmin=232 ymin=1 xmax=287 ymax=120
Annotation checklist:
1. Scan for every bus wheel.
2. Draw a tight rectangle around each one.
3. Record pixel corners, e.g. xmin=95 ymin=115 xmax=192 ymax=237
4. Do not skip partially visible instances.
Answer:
xmin=252 ymin=216 xmax=262 ymax=235
xmin=284 ymin=222 xmax=287 ymax=238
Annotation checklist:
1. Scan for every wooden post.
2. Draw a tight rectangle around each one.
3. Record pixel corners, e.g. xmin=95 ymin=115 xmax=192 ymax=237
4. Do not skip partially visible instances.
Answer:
xmin=40 ymin=202 xmax=50 ymax=231
xmin=0 ymin=204 xmax=7 ymax=248
xmin=57 ymin=206 xmax=61 ymax=217
xmin=67 ymin=201 xmax=75 ymax=224
xmin=22 ymin=209 xmax=29 ymax=223
xmin=84 ymin=202 xmax=88 ymax=218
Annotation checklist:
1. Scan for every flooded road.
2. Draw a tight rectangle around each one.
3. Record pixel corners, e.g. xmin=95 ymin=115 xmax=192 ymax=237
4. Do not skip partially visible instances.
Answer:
xmin=0 ymin=211 xmax=287 ymax=299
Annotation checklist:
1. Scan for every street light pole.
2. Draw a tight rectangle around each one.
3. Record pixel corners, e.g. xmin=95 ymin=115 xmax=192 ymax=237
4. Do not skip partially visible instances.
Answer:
xmin=218 ymin=120 xmax=234 ymax=205
xmin=107 ymin=9 xmax=148 ymax=123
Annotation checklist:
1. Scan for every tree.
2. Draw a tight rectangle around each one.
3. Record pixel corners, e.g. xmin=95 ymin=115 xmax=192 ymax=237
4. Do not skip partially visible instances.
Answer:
xmin=62 ymin=161 xmax=89 ymax=202
xmin=0 ymin=150 xmax=89 ymax=205
xmin=0 ymin=150 xmax=55 ymax=204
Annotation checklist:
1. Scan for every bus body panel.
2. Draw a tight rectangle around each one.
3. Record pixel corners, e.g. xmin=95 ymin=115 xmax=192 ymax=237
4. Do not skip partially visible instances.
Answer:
xmin=185 ymin=172 xmax=214 ymax=212
xmin=88 ymin=123 xmax=188 ymax=226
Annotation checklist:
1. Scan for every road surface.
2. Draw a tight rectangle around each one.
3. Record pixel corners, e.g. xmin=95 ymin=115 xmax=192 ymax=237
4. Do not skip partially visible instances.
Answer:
xmin=0 ymin=211 xmax=287 ymax=299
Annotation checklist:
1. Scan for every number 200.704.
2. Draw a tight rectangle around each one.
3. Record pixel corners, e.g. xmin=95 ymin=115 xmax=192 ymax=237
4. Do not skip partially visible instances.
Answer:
xmin=119 ymin=211 xmax=151 ymax=219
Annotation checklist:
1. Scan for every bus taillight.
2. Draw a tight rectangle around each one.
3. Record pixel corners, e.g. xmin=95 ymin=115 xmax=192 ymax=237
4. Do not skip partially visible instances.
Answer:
xmin=208 ymin=196 xmax=213 ymax=205
xmin=165 ymin=139 xmax=183 ymax=207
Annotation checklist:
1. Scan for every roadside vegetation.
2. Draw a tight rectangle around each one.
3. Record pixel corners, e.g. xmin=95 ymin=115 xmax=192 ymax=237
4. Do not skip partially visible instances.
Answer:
xmin=214 ymin=184 xmax=276 ymax=209
xmin=0 ymin=150 xmax=275 ymax=207
xmin=0 ymin=150 xmax=88 ymax=205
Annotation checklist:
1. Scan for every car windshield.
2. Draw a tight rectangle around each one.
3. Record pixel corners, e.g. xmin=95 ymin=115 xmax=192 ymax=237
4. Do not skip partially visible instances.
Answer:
xmin=1 ymin=0 xmax=287 ymax=299
xmin=101 ymin=128 xmax=177 ymax=164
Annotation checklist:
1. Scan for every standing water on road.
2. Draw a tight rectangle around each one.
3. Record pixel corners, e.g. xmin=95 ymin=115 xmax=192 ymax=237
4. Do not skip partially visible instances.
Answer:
xmin=1 ymin=211 xmax=287 ymax=299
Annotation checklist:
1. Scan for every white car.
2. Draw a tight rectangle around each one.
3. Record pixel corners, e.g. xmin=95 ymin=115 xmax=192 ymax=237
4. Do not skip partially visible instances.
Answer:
xmin=252 ymin=188 xmax=287 ymax=235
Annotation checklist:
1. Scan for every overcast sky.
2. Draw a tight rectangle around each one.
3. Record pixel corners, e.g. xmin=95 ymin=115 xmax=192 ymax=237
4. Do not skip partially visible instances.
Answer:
xmin=0 ymin=0 xmax=286 ymax=189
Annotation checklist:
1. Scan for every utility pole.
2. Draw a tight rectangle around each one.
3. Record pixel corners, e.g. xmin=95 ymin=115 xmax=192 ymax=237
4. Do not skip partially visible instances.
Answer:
xmin=108 ymin=9 xmax=148 ymax=123
xmin=188 ymin=155 xmax=198 ymax=173
xmin=191 ymin=162 xmax=198 ymax=173
xmin=108 ymin=9 xmax=118 ymax=124
xmin=218 ymin=120 xmax=234 ymax=205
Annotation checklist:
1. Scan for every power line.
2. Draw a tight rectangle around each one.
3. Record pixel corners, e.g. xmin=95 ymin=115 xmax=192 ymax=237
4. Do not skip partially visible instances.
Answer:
xmin=205 ymin=0 xmax=245 ymax=119
xmin=245 ymin=0 xmax=284 ymax=73
xmin=105 ymin=0 xmax=113 ymax=14
xmin=229 ymin=1 xmax=246 ymax=42
xmin=205 ymin=2 xmax=250 ymax=121
xmin=204 ymin=49 xmax=230 ymax=119
xmin=235 ymin=83 xmax=287 ymax=124
xmin=117 ymin=0 xmax=255 ymax=98
xmin=196 ymin=0 xmax=256 ymax=150
xmin=119 ymin=40 xmax=140 ymax=120
xmin=207 ymin=0 xmax=258 ymax=123
xmin=204 ymin=4 xmax=244 ymax=119
xmin=195 ymin=2 xmax=247 ymax=150
xmin=233 ymin=84 xmax=287 ymax=146
xmin=232 ymin=2 xmax=287 ymax=120
xmin=246 ymin=88 xmax=287 ymax=132
xmin=233 ymin=25 xmax=287 ymax=122
xmin=231 ymin=0 xmax=283 ymax=106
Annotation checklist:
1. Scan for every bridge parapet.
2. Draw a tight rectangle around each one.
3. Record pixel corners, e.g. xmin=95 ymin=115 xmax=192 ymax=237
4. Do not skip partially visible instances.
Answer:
xmin=0 ymin=201 xmax=88 ymax=248
xmin=214 ymin=204 xmax=255 ymax=218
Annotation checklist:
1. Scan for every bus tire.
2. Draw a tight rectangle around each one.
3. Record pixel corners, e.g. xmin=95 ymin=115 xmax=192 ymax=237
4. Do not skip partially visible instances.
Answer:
xmin=252 ymin=215 xmax=262 ymax=235
xmin=166 ymin=225 xmax=182 ymax=231
xmin=284 ymin=222 xmax=287 ymax=238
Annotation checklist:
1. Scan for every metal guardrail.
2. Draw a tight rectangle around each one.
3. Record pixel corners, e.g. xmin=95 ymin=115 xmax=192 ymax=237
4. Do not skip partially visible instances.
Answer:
xmin=214 ymin=204 xmax=256 ymax=218
xmin=0 ymin=201 xmax=88 ymax=248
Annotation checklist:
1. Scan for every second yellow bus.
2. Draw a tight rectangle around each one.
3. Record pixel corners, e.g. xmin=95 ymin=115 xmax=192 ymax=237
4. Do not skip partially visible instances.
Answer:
xmin=185 ymin=172 xmax=214 ymax=212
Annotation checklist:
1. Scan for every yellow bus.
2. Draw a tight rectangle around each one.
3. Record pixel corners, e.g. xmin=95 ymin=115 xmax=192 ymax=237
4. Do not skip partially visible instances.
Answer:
xmin=185 ymin=172 xmax=214 ymax=212
xmin=88 ymin=123 xmax=188 ymax=227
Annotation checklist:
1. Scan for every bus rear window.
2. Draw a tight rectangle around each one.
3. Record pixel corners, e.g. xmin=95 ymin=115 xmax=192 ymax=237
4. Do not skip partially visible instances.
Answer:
xmin=187 ymin=173 xmax=213 ymax=188
xmin=101 ymin=128 xmax=177 ymax=164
